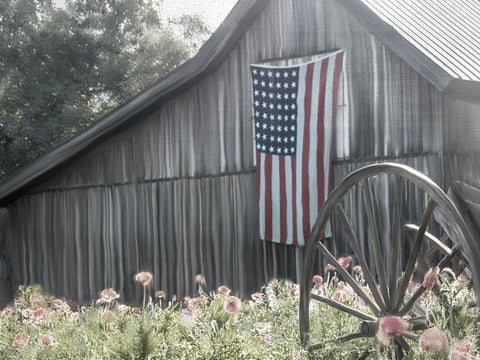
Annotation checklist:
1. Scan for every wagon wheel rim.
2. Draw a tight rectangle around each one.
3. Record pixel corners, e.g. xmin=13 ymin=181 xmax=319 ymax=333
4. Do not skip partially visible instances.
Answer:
xmin=299 ymin=162 xmax=478 ymax=355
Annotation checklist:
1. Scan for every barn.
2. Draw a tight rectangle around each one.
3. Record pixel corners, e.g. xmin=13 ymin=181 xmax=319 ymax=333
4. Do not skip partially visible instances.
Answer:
xmin=0 ymin=0 xmax=479 ymax=304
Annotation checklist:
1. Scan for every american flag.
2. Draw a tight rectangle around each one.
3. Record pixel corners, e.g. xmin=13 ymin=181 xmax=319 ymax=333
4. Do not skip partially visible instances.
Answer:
xmin=251 ymin=51 xmax=344 ymax=246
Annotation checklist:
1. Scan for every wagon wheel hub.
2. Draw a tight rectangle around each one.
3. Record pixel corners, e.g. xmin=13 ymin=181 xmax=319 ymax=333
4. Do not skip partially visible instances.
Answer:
xmin=360 ymin=320 xmax=378 ymax=337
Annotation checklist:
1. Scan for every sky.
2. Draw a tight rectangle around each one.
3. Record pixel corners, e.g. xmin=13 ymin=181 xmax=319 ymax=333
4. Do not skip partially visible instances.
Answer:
xmin=159 ymin=0 xmax=238 ymax=31
xmin=52 ymin=0 xmax=238 ymax=32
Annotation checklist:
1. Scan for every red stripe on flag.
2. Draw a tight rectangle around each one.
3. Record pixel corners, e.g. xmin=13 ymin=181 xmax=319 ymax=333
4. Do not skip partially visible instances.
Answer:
xmin=291 ymin=156 xmax=298 ymax=245
xmin=316 ymin=58 xmax=329 ymax=219
xmin=264 ymin=154 xmax=273 ymax=241
xmin=279 ymin=156 xmax=287 ymax=244
xmin=302 ymin=63 xmax=315 ymax=241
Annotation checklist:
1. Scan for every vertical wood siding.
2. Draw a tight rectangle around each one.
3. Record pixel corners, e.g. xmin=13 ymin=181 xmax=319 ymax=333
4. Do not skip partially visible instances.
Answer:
xmin=443 ymin=96 xmax=480 ymax=188
xmin=9 ymin=0 xmax=444 ymax=303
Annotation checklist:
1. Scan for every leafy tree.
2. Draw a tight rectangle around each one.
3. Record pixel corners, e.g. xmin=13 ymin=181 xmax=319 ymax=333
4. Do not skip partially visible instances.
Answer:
xmin=0 ymin=0 xmax=210 ymax=179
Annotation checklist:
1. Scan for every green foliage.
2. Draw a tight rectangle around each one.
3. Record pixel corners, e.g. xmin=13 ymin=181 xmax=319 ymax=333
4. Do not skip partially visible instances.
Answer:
xmin=0 ymin=279 xmax=477 ymax=359
xmin=0 ymin=0 xmax=210 ymax=179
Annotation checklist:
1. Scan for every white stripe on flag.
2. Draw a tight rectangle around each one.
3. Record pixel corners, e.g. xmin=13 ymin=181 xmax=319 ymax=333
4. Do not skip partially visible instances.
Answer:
xmin=258 ymin=152 xmax=265 ymax=239
xmin=285 ymin=156 xmax=293 ymax=244
xmin=295 ymin=64 xmax=307 ymax=244
xmin=271 ymin=155 xmax=280 ymax=242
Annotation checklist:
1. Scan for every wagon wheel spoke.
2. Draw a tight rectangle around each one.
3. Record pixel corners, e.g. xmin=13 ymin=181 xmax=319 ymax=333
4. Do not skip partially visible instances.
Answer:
xmin=311 ymin=293 xmax=376 ymax=321
xmin=389 ymin=175 xmax=402 ymax=310
xmin=332 ymin=332 xmax=365 ymax=344
xmin=363 ymin=179 xmax=390 ymax=306
xmin=401 ymin=332 xmax=419 ymax=342
xmin=394 ymin=199 xmax=435 ymax=312
xmin=337 ymin=204 xmax=387 ymax=311
xmin=315 ymin=240 xmax=382 ymax=315
xmin=394 ymin=336 xmax=410 ymax=356
xmin=399 ymin=244 xmax=462 ymax=316
xmin=308 ymin=332 xmax=365 ymax=351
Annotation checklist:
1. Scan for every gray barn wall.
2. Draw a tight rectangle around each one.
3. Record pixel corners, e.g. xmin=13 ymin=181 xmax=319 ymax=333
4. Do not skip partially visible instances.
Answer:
xmin=443 ymin=96 xmax=480 ymax=189
xmin=8 ymin=0 xmax=443 ymax=303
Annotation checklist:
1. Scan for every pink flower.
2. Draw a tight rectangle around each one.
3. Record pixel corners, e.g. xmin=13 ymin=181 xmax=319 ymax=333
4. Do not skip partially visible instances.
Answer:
xmin=259 ymin=335 xmax=269 ymax=345
xmin=22 ymin=308 xmax=50 ymax=325
xmin=312 ymin=275 xmax=325 ymax=295
xmin=419 ymin=327 xmax=448 ymax=351
xmin=117 ymin=304 xmax=129 ymax=312
xmin=1 ymin=306 xmax=15 ymax=319
xmin=325 ymin=263 xmax=336 ymax=272
xmin=312 ymin=275 xmax=323 ymax=288
xmin=41 ymin=335 xmax=54 ymax=347
xmin=224 ymin=296 xmax=241 ymax=313
xmin=194 ymin=274 xmax=206 ymax=286
xmin=50 ymin=298 xmax=71 ymax=315
xmin=333 ymin=289 xmax=347 ymax=302
xmin=376 ymin=316 xmax=409 ymax=346
xmin=96 ymin=298 xmax=107 ymax=306
xmin=422 ymin=267 xmax=439 ymax=292
xmin=14 ymin=297 xmax=25 ymax=308
xmin=453 ymin=274 xmax=469 ymax=290
xmin=13 ymin=333 xmax=29 ymax=348
xmin=134 ymin=271 xmax=153 ymax=286
xmin=251 ymin=292 xmax=263 ymax=303
xmin=131 ymin=307 xmax=142 ymax=314
xmin=29 ymin=293 xmax=45 ymax=308
xmin=186 ymin=297 xmax=199 ymax=311
xmin=217 ymin=285 xmax=231 ymax=296
xmin=338 ymin=256 xmax=353 ymax=269
xmin=69 ymin=312 xmax=79 ymax=322
xmin=353 ymin=265 xmax=363 ymax=275
xmin=103 ymin=310 xmax=116 ymax=323
xmin=99 ymin=288 xmax=120 ymax=303
xmin=289 ymin=285 xmax=299 ymax=298
xmin=155 ymin=290 xmax=165 ymax=299
xmin=449 ymin=340 xmax=476 ymax=360
xmin=254 ymin=322 xmax=272 ymax=335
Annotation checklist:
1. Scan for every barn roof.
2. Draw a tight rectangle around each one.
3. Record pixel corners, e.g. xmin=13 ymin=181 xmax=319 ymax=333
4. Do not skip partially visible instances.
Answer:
xmin=338 ymin=0 xmax=480 ymax=98
xmin=0 ymin=0 xmax=479 ymax=206
xmin=364 ymin=0 xmax=480 ymax=82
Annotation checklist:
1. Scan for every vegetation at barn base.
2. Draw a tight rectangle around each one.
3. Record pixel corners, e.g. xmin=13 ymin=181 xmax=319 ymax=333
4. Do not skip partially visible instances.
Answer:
xmin=0 ymin=264 xmax=478 ymax=360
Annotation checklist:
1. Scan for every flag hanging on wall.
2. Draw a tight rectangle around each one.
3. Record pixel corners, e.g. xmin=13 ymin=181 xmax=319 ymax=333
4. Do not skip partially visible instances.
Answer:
xmin=251 ymin=50 xmax=344 ymax=246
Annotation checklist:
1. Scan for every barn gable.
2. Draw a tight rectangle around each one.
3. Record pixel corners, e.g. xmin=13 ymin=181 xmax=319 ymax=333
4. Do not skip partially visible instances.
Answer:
xmin=1 ymin=0 xmax=479 ymax=303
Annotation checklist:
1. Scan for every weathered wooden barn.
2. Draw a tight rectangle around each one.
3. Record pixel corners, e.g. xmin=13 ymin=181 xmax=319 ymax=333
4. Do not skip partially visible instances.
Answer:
xmin=0 ymin=0 xmax=479 ymax=304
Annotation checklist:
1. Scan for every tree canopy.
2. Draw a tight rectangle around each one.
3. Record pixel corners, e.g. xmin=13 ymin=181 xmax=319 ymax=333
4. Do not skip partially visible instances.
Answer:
xmin=0 ymin=0 xmax=210 ymax=179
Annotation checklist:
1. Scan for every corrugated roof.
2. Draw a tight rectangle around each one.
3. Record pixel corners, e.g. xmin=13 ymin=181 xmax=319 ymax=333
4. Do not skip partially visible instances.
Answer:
xmin=361 ymin=0 xmax=480 ymax=82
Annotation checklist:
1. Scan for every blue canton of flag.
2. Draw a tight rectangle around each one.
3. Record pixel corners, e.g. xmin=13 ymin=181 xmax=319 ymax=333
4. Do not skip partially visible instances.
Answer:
xmin=251 ymin=67 xmax=299 ymax=156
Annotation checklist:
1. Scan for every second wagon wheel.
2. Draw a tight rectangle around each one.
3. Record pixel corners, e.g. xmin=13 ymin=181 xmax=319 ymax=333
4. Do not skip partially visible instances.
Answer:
xmin=299 ymin=162 xmax=479 ymax=358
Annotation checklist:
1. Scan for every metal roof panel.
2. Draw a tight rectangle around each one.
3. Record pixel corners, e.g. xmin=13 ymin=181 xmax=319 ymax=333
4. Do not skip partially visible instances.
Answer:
xmin=362 ymin=0 xmax=480 ymax=81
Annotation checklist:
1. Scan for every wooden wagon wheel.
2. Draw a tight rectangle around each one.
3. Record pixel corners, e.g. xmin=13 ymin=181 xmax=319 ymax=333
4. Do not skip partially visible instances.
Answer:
xmin=299 ymin=163 xmax=479 ymax=358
